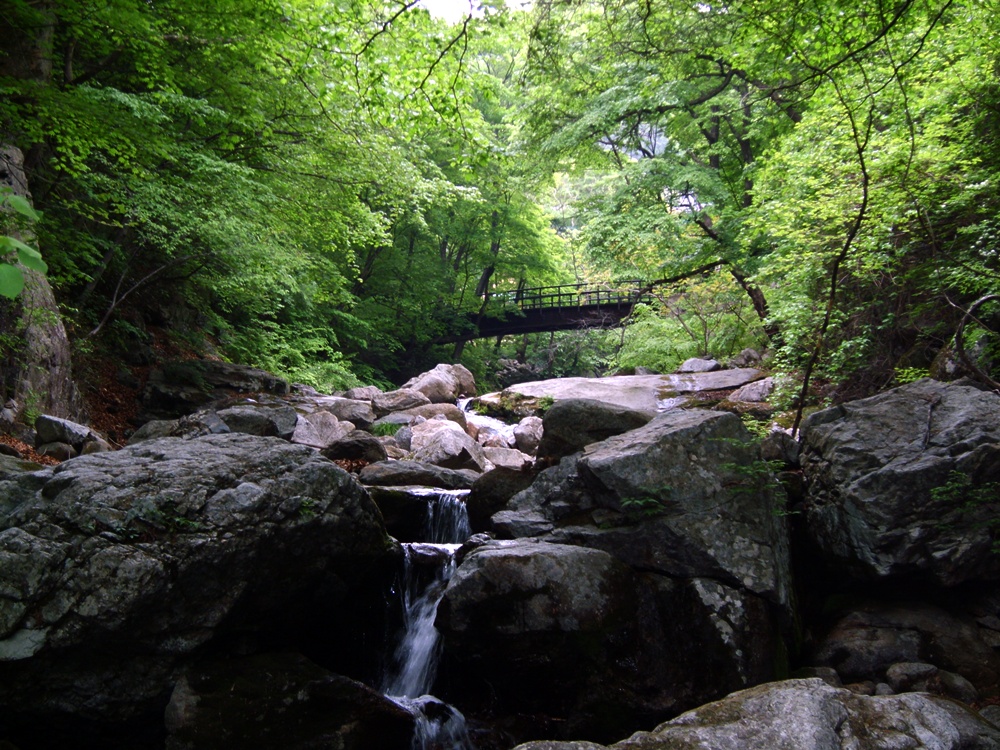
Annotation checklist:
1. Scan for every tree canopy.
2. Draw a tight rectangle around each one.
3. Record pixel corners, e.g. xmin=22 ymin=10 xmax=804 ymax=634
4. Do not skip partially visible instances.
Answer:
xmin=1 ymin=0 xmax=997 ymax=398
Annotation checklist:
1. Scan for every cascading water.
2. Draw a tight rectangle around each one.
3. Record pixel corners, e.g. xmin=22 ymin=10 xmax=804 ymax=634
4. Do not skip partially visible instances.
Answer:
xmin=382 ymin=489 xmax=474 ymax=750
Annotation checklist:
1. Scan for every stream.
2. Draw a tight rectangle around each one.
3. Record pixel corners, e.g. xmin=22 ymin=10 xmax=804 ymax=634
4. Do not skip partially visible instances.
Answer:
xmin=381 ymin=489 xmax=474 ymax=750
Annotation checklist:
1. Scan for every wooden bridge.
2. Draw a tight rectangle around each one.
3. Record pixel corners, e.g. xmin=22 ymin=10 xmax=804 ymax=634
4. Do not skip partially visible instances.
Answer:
xmin=441 ymin=281 xmax=651 ymax=342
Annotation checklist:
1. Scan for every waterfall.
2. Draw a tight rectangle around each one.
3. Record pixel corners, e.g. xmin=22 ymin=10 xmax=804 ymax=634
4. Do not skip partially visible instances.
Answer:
xmin=383 ymin=489 xmax=474 ymax=750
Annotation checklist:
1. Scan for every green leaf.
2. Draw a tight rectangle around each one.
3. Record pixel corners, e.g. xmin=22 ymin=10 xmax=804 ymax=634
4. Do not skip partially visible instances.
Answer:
xmin=17 ymin=246 xmax=47 ymax=273
xmin=5 ymin=194 xmax=41 ymax=221
xmin=0 ymin=263 xmax=25 ymax=298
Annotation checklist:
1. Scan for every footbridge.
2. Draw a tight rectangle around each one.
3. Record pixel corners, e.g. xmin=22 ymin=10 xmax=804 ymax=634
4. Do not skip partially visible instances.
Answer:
xmin=442 ymin=280 xmax=652 ymax=342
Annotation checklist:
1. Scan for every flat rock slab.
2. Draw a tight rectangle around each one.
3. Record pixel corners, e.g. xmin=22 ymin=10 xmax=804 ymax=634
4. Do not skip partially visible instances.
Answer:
xmin=487 ymin=370 xmax=764 ymax=412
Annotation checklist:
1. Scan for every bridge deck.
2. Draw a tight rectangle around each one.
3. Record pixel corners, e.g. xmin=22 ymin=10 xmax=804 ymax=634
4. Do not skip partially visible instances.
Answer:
xmin=439 ymin=281 xmax=650 ymax=342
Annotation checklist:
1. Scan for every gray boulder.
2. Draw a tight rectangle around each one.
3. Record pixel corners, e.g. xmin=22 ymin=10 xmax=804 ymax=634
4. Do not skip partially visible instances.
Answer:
xmin=398 ymin=402 xmax=469 ymax=431
xmin=467 ymin=467 xmax=539 ymax=533
xmin=33 ymin=415 xmax=92 ymax=449
xmin=800 ymin=378 xmax=1000 ymax=586
xmin=127 ymin=411 xmax=231 ymax=444
xmin=536 ymin=399 xmax=656 ymax=461
xmin=311 ymin=396 xmax=378 ymax=430
xmin=495 ymin=410 xmax=792 ymax=610
xmin=483 ymin=446 xmax=533 ymax=470
xmin=728 ymin=376 xmax=775 ymax=402
xmin=342 ymin=385 xmax=383 ymax=401
xmin=402 ymin=363 xmax=476 ymax=403
xmin=216 ymin=404 xmax=299 ymax=439
xmin=676 ymin=357 xmax=721 ymax=373
xmin=290 ymin=411 xmax=355 ymax=449
xmin=372 ymin=388 xmax=432 ymax=416
xmin=411 ymin=419 xmax=488 ymax=472
xmin=439 ymin=539 xmax=780 ymax=742
xmin=512 ymin=678 xmax=1000 ymax=750
xmin=0 ymin=433 xmax=392 ymax=727
xmin=359 ymin=460 xmax=479 ymax=490
xmin=513 ymin=415 xmax=544 ymax=454
xmin=321 ymin=430 xmax=389 ymax=464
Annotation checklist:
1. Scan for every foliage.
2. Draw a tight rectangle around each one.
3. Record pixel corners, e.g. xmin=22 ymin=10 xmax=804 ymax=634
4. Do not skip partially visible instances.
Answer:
xmin=371 ymin=421 xmax=403 ymax=437
xmin=0 ymin=188 xmax=46 ymax=298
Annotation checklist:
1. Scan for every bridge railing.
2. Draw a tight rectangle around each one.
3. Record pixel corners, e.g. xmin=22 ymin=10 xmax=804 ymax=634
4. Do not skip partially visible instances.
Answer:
xmin=491 ymin=280 xmax=648 ymax=311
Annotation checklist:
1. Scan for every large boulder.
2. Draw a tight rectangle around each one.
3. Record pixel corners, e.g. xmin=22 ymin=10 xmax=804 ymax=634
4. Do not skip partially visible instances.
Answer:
xmin=800 ymin=378 xmax=1000 ymax=586
xmin=535 ymin=399 xmax=656 ymax=461
xmin=359 ymin=460 xmax=479 ymax=490
xmin=494 ymin=409 xmax=793 ymax=610
xmin=0 ymin=433 xmax=393 ymax=742
xmin=216 ymin=404 xmax=298 ymax=439
xmin=165 ymin=652 xmax=414 ymax=750
xmin=478 ymin=370 xmax=765 ymax=418
xmin=290 ymin=411 xmax=356 ymax=449
xmin=438 ymin=540 xmax=780 ymax=743
xmin=512 ymin=678 xmax=1000 ymax=750
xmin=410 ymin=419 xmax=489 ymax=472
xmin=321 ymin=430 xmax=389 ymax=464
xmin=513 ymin=415 xmax=543 ymax=454
xmin=402 ymin=364 xmax=476 ymax=404
xmin=311 ymin=396 xmax=378 ymax=430
xmin=140 ymin=361 xmax=290 ymax=421
xmin=372 ymin=389 xmax=432 ymax=416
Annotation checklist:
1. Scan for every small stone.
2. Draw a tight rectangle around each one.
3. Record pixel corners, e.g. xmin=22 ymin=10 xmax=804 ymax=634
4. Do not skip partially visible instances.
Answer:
xmin=874 ymin=682 xmax=894 ymax=695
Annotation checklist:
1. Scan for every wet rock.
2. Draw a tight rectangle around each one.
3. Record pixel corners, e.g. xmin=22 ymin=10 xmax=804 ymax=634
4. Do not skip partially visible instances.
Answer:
xmin=165 ymin=652 xmax=414 ymax=750
xmin=801 ymin=378 xmax=1000 ymax=586
xmin=467 ymin=467 xmax=539 ymax=533
xmin=360 ymin=461 xmax=479 ymax=490
xmin=439 ymin=539 xmax=781 ymax=743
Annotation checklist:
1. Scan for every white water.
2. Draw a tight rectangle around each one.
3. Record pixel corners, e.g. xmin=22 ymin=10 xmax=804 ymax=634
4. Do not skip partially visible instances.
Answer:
xmin=383 ymin=490 xmax=474 ymax=750
xmin=458 ymin=397 xmax=517 ymax=447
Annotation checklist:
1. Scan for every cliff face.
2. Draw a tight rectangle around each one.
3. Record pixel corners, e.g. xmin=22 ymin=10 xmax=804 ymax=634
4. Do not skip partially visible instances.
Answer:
xmin=0 ymin=146 xmax=87 ymax=426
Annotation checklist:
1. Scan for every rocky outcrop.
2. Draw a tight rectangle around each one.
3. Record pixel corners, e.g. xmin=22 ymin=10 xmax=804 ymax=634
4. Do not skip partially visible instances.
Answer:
xmin=478 ymin=370 xmax=765 ymax=417
xmin=494 ymin=410 xmax=792 ymax=610
xmin=535 ymin=399 xmax=655 ymax=461
xmin=0 ymin=433 xmax=393 ymax=739
xmin=800 ymin=378 xmax=1000 ymax=586
xmin=437 ymin=410 xmax=793 ymax=742
xmin=0 ymin=147 xmax=87 ymax=425
xmin=140 ymin=360 xmax=290 ymax=421
xmin=165 ymin=652 xmax=414 ymax=750
xmin=512 ymin=678 xmax=1000 ymax=750
xmin=439 ymin=539 xmax=783 ymax=742
xmin=401 ymin=363 xmax=476 ymax=403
